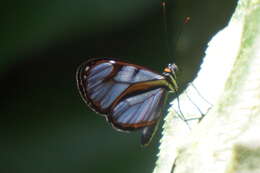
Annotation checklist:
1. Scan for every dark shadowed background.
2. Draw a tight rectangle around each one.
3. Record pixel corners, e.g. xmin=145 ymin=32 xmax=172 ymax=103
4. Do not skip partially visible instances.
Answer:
xmin=0 ymin=0 xmax=237 ymax=172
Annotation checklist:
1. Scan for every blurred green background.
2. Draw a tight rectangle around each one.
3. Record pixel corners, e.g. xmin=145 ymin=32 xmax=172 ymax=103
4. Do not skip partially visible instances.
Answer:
xmin=1 ymin=0 xmax=237 ymax=172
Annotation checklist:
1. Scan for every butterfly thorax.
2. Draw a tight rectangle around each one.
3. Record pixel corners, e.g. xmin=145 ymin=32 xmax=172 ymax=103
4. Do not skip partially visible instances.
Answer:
xmin=162 ymin=63 xmax=178 ymax=93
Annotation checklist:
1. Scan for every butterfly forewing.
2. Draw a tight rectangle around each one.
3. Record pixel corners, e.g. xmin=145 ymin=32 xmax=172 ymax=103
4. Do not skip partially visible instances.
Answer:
xmin=76 ymin=58 xmax=170 ymax=145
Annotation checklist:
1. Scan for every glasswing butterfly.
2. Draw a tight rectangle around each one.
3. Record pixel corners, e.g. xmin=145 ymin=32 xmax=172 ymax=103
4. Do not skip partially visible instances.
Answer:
xmin=76 ymin=57 xmax=178 ymax=146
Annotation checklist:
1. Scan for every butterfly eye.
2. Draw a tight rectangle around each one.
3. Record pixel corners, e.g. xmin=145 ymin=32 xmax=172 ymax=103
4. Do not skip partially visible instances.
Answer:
xmin=76 ymin=58 xmax=178 ymax=146
xmin=169 ymin=63 xmax=178 ymax=73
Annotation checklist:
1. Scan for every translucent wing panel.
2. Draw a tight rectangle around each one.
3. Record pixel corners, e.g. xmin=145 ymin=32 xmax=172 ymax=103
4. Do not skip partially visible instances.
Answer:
xmin=133 ymin=69 xmax=163 ymax=82
xmin=88 ymin=82 xmax=129 ymax=109
xmin=114 ymin=66 xmax=163 ymax=83
xmin=111 ymin=88 xmax=166 ymax=129
xmin=114 ymin=66 xmax=136 ymax=82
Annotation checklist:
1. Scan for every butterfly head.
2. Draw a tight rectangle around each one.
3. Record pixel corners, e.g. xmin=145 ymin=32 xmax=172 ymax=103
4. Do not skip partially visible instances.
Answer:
xmin=163 ymin=63 xmax=178 ymax=92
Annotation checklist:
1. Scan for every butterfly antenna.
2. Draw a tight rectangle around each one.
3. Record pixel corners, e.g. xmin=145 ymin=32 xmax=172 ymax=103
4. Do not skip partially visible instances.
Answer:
xmin=161 ymin=0 xmax=171 ymax=59
xmin=161 ymin=1 xmax=190 ymax=59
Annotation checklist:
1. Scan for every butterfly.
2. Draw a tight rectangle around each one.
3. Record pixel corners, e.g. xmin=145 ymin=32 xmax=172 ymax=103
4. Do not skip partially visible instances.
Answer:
xmin=76 ymin=58 xmax=178 ymax=146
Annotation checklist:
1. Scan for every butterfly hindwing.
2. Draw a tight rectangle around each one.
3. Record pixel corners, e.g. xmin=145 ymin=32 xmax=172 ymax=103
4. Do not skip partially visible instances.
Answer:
xmin=110 ymin=88 xmax=167 ymax=130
